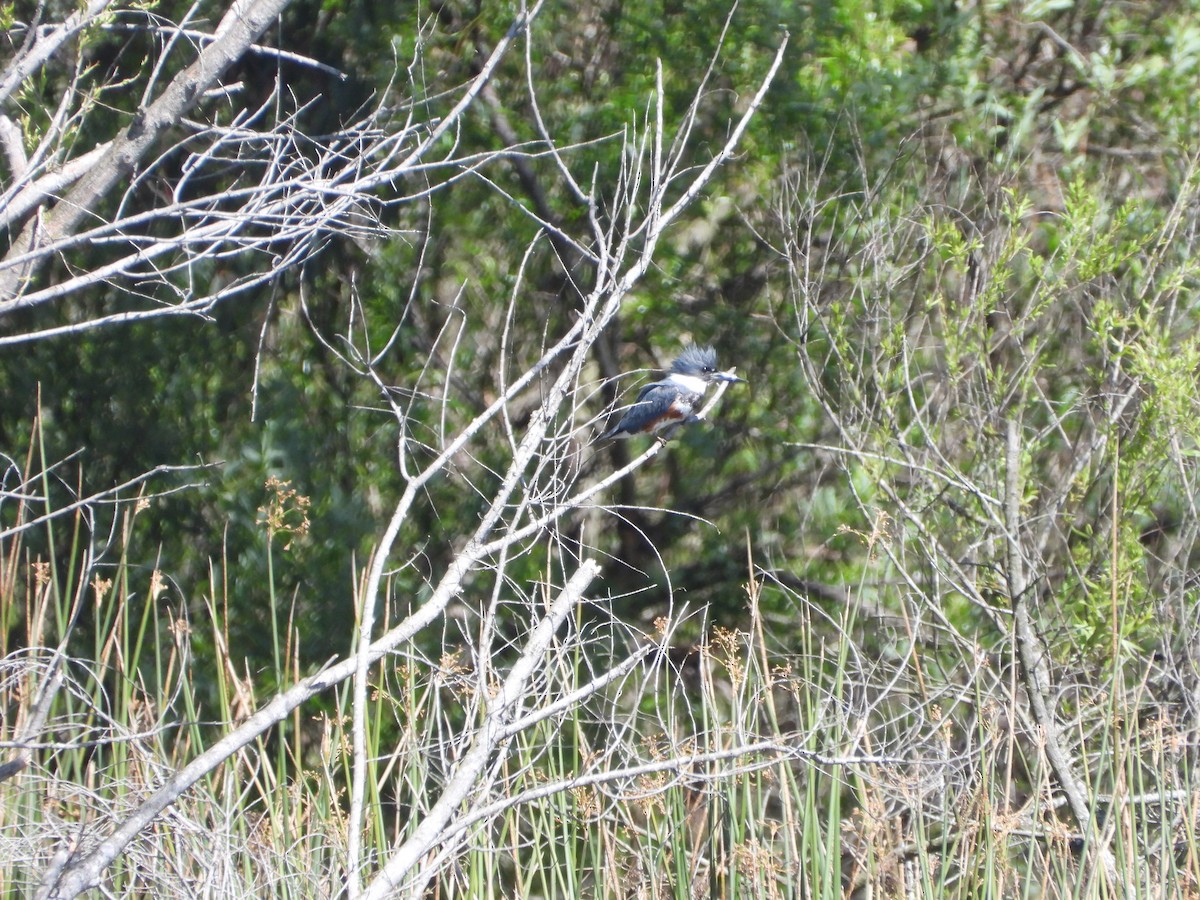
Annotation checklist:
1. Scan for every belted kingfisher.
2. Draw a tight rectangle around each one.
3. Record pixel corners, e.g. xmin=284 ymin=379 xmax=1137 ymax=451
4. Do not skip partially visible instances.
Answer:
xmin=596 ymin=345 xmax=746 ymax=442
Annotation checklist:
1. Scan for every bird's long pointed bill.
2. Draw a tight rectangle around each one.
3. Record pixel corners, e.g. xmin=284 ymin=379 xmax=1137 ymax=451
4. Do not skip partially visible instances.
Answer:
xmin=716 ymin=371 xmax=747 ymax=384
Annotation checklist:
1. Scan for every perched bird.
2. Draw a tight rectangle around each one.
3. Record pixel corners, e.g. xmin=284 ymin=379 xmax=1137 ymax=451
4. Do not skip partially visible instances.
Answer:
xmin=596 ymin=345 xmax=746 ymax=442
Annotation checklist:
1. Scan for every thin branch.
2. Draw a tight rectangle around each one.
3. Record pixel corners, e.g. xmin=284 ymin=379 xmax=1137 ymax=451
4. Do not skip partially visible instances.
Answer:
xmin=1005 ymin=417 xmax=1127 ymax=891
xmin=362 ymin=560 xmax=601 ymax=899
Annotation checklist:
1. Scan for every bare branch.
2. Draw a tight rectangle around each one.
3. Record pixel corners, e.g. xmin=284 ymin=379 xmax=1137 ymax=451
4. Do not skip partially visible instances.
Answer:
xmin=1006 ymin=418 xmax=1127 ymax=891
xmin=0 ymin=0 xmax=115 ymax=109
xmin=363 ymin=560 xmax=601 ymax=899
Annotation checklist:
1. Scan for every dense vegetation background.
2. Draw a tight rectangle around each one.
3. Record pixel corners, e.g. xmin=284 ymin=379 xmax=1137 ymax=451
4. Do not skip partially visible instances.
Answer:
xmin=4 ymin=0 xmax=1200 ymax=896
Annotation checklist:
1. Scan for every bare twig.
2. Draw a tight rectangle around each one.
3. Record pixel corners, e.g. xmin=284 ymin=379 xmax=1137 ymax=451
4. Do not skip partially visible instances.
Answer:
xmin=362 ymin=560 xmax=601 ymax=899
xmin=1005 ymin=417 xmax=1128 ymax=891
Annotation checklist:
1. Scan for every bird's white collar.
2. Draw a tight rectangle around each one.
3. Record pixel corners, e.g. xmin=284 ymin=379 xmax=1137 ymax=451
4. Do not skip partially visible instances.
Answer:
xmin=666 ymin=372 xmax=708 ymax=394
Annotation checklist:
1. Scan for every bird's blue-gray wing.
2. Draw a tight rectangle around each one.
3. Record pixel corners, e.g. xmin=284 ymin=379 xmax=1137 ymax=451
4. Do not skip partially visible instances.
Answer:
xmin=632 ymin=379 xmax=671 ymax=405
